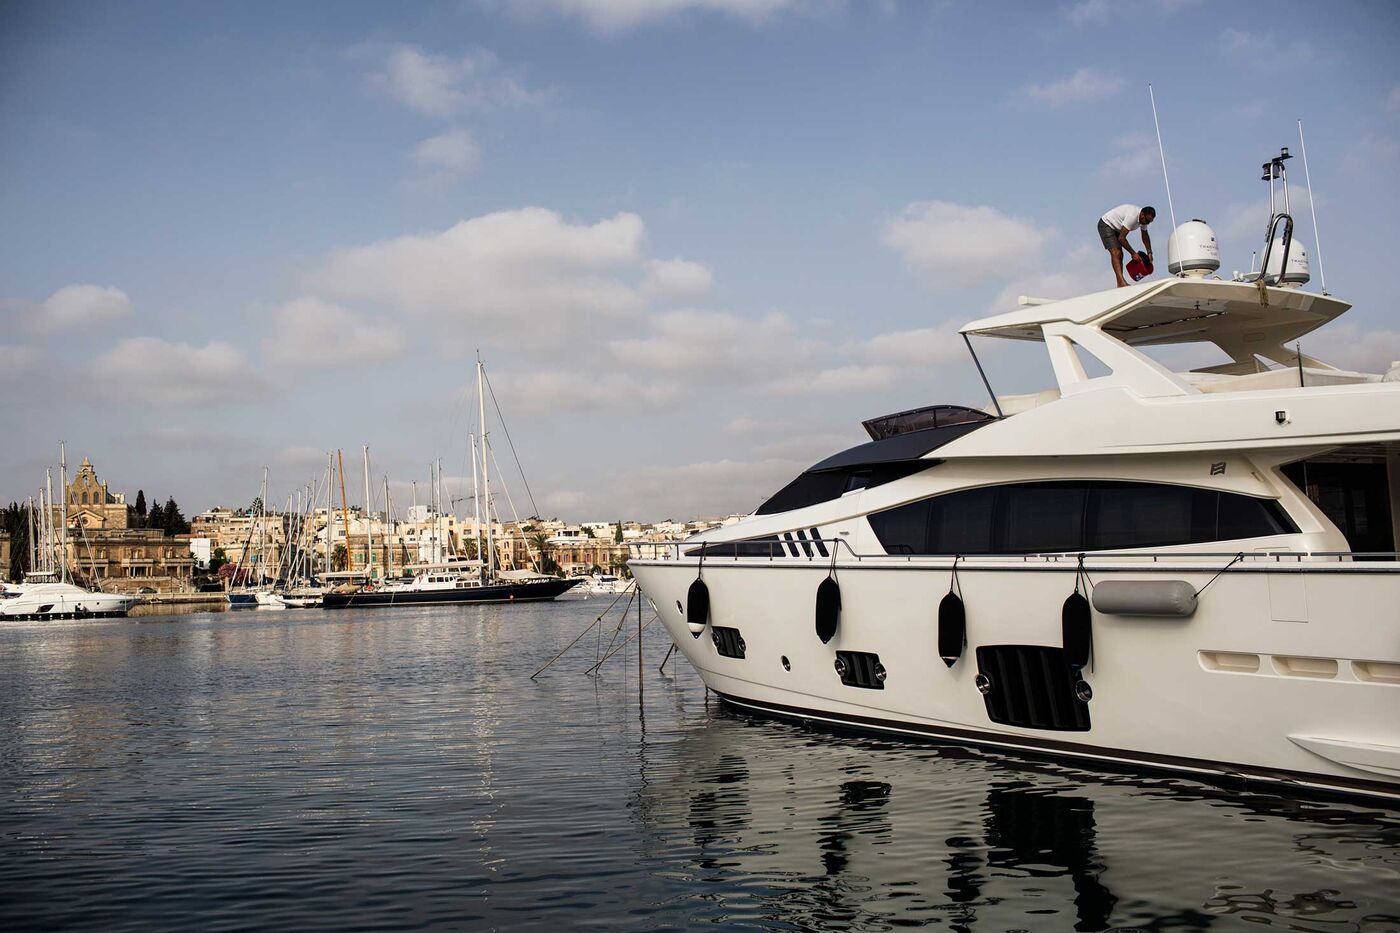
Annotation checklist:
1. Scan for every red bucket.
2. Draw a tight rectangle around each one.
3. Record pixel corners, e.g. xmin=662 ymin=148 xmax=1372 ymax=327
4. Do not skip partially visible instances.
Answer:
xmin=1126 ymin=255 xmax=1154 ymax=281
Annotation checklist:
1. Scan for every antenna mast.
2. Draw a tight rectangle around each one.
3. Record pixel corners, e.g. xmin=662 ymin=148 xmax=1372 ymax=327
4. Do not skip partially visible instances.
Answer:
xmin=1148 ymin=84 xmax=1178 ymax=231
xmin=1297 ymin=120 xmax=1328 ymax=294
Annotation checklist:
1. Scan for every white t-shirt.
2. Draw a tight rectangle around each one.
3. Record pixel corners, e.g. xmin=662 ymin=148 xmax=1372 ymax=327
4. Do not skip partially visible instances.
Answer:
xmin=1101 ymin=204 xmax=1143 ymax=231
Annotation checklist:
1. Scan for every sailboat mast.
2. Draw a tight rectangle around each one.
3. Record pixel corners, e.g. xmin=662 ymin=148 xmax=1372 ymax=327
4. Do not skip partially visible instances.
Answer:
xmin=470 ymin=433 xmax=482 ymax=579
xmin=26 ymin=496 xmax=36 ymax=576
xmin=337 ymin=449 xmax=352 ymax=572
xmin=429 ymin=461 xmax=438 ymax=564
xmin=325 ymin=453 xmax=335 ymax=578
xmin=362 ymin=446 xmax=373 ymax=579
xmin=59 ymin=443 xmax=68 ymax=583
xmin=439 ymin=458 xmax=449 ymax=559
xmin=478 ymin=356 xmax=495 ymax=579
xmin=41 ymin=477 xmax=51 ymax=573
xmin=384 ymin=475 xmax=393 ymax=579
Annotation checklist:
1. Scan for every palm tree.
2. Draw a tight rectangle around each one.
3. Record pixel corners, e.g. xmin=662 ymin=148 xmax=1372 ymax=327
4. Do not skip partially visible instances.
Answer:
xmin=527 ymin=531 xmax=558 ymax=576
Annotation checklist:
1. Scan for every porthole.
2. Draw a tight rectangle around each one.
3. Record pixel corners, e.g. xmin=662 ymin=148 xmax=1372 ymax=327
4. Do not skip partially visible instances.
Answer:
xmin=781 ymin=655 xmax=791 ymax=671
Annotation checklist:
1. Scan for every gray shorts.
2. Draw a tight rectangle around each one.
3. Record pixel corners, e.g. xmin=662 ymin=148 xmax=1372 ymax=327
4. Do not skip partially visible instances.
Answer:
xmin=1097 ymin=219 xmax=1121 ymax=251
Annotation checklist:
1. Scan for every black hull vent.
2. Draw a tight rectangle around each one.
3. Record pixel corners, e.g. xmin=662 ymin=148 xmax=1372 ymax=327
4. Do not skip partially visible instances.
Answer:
xmin=975 ymin=645 xmax=1090 ymax=732
xmin=835 ymin=651 xmax=886 ymax=689
xmin=711 ymin=626 xmax=746 ymax=659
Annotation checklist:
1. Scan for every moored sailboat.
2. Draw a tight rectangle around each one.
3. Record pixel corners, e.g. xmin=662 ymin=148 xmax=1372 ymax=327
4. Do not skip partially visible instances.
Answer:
xmin=323 ymin=356 xmax=581 ymax=609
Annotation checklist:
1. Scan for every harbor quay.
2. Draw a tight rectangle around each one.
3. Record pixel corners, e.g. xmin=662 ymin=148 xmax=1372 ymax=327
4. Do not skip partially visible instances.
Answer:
xmin=0 ymin=454 xmax=734 ymax=594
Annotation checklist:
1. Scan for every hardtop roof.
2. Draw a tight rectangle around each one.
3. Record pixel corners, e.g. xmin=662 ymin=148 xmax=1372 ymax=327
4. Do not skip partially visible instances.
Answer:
xmin=960 ymin=279 xmax=1350 ymax=348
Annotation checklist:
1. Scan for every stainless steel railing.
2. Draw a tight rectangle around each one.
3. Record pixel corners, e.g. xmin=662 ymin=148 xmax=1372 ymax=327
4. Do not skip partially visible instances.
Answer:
xmin=627 ymin=538 xmax=1400 ymax=567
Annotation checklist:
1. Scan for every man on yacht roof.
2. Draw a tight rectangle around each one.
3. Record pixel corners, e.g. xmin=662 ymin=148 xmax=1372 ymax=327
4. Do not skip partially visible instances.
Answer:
xmin=1098 ymin=204 xmax=1155 ymax=288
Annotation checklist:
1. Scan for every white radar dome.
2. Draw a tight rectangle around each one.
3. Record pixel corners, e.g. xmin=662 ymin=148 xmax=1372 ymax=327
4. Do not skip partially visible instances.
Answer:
xmin=1264 ymin=236 xmax=1310 ymax=287
xmin=1167 ymin=220 xmax=1220 ymax=277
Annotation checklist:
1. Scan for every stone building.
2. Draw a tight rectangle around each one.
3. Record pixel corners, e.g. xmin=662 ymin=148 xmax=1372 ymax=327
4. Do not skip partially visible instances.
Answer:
xmin=57 ymin=458 xmax=194 ymax=593
xmin=0 ymin=531 xmax=10 ymax=583
xmin=66 ymin=457 xmax=130 ymax=529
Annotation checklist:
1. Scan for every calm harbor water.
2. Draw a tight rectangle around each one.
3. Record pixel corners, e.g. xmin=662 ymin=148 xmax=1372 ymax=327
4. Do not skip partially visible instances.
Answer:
xmin=1 ymin=600 xmax=1397 ymax=932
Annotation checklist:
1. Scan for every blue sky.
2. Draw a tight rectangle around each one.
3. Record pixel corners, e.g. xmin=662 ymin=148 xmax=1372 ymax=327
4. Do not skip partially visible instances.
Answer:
xmin=3 ymin=0 xmax=1398 ymax=520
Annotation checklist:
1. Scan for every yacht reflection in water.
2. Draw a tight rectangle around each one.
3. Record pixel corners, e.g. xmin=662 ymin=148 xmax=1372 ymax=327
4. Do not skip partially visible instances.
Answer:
xmin=642 ymin=715 xmax=1400 ymax=931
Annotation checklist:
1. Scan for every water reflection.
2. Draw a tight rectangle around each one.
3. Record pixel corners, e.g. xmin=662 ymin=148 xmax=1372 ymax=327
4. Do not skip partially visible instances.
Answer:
xmin=1 ymin=607 xmax=1397 ymax=931
xmin=644 ymin=711 xmax=1400 ymax=931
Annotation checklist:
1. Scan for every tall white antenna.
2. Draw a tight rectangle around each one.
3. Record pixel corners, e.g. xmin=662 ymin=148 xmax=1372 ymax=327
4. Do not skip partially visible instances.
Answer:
xmin=1148 ymin=84 xmax=1178 ymax=231
xmin=1297 ymin=120 xmax=1328 ymax=294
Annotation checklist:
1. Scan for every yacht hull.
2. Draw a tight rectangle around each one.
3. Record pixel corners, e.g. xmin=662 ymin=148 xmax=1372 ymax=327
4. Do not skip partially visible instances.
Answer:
xmin=0 ymin=584 xmax=139 ymax=621
xmin=321 ymin=577 xmax=582 ymax=609
xmin=631 ymin=557 xmax=1400 ymax=806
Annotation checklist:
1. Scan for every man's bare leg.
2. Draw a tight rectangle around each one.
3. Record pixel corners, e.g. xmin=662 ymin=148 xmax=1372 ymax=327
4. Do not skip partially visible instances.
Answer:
xmin=1110 ymin=245 xmax=1127 ymax=287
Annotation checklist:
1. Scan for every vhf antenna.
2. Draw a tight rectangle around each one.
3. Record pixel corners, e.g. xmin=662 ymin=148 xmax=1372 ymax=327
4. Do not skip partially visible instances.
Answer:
xmin=1297 ymin=120 xmax=1328 ymax=294
xmin=1148 ymin=84 xmax=1178 ymax=231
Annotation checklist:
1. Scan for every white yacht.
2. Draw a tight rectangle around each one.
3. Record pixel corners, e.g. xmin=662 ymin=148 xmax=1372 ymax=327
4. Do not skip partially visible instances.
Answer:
xmin=1 ymin=572 xmax=141 ymax=620
xmin=630 ymin=151 xmax=1400 ymax=805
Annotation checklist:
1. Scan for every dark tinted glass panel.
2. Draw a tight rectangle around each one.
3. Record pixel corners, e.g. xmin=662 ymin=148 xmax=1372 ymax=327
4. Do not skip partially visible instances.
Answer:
xmin=1217 ymin=492 xmax=1296 ymax=540
xmin=867 ymin=498 xmax=930 ymax=554
xmin=1088 ymin=483 xmax=1210 ymax=550
xmin=870 ymin=481 xmax=1298 ymax=555
xmin=755 ymin=461 xmax=936 ymax=515
xmin=999 ymin=484 xmax=1087 ymax=553
xmin=929 ymin=486 xmax=996 ymax=554
xmin=686 ymin=536 xmax=782 ymax=558
xmin=755 ymin=472 xmax=851 ymax=515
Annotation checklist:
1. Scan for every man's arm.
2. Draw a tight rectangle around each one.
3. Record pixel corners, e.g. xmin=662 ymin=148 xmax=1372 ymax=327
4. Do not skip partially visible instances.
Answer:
xmin=1140 ymin=227 xmax=1152 ymax=261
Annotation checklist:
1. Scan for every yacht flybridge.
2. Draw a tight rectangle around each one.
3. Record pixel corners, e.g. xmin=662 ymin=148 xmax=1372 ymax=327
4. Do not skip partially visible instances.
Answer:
xmin=630 ymin=151 xmax=1400 ymax=805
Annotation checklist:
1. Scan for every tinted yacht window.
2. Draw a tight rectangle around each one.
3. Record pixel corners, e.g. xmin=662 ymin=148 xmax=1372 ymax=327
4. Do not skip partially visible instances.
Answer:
xmin=869 ymin=481 xmax=1297 ymax=555
xmin=1087 ymin=483 xmax=1208 ymax=550
xmin=1001 ymin=483 xmax=1087 ymax=553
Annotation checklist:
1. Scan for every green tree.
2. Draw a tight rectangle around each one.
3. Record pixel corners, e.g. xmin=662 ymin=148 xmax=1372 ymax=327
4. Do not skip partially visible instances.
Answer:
xmin=162 ymin=497 xmax=190 ymax=536
xmin=135 ymin=490 xmax=147 ymax=524
xmin=527 ymin=530 xmax=558 ymax=576
xmin=332 ymin=544 xmax=348 ymax=572
xmin=147 ymin=499 xmax=166 ymax=530
xmin=209 ymin=547 xmax=227 ymax=574
xmin=3 ymin=501 xmax=34 ymax=582
xmin=614 ymin=520 xmax=623 ymax=544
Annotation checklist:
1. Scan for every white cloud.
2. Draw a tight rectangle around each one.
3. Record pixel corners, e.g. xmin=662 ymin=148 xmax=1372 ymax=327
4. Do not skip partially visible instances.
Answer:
xmin=32 ymin=284 xmax=132 ymax=332
xmin=412 ymin=128 xmax=482 ymax=174
xmin=1219 ymin=28 xmax=1313 ymax=64
xmin=856 ymin=325 xmax=965 ymax=366
xmin=760 ymin=363 xmax=895 ymax=395
xmin=94 ymin=338 xmax=262 ymax=406
xmin=1300 ymin=324 xmax=1400 ymax=375
xmin=262 ymin=297 xmax=407 ymax=369
xmin=1216 ymin=188 xmax=1314 ymax=242
xmin=1060 ymin=0 xmax=1111 ymax=26
xmin=613 ymin=456 xmax=807 ymax=520
xmin=1061 ymin=0 xmax=1201 ymax=26
xmin=609 ymin=309 xmax=812 ymax=377
xmin=882 ymin=201 xmax=1045 ymax=288
xmin=361 ymin=44 xmax=542 ymax=117
xmin=306 ymin=208 xmax=649 ymax=336
xmin=640 ymin=258 xmax=714 ymax=302
xmin=1098 ymin=132 xmax=1159 ymax=180
xmin=1023 ymin=67 xmax=1123 ymax=106
xmin=1343 ymin=135 xmax=1400 ymax=175
xmin=0 ymin=344 xmax=40 ymax=377
xmin=501 ymin=0 xmax=800 ymax=33
xmin=487 ymin=369 xmax=682 ymax=414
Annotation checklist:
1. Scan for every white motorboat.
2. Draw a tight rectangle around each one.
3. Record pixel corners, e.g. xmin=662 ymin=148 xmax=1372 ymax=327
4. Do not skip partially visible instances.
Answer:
xmin=579 ymin=572 xmax=633 ymax=595
xmin=4 ymin=444 xmax=141 ymax=621
xmin=1 ymin=574 xmax=140 ymax=620
xmin=630 ymin=150 xmax=1400 ymax=805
